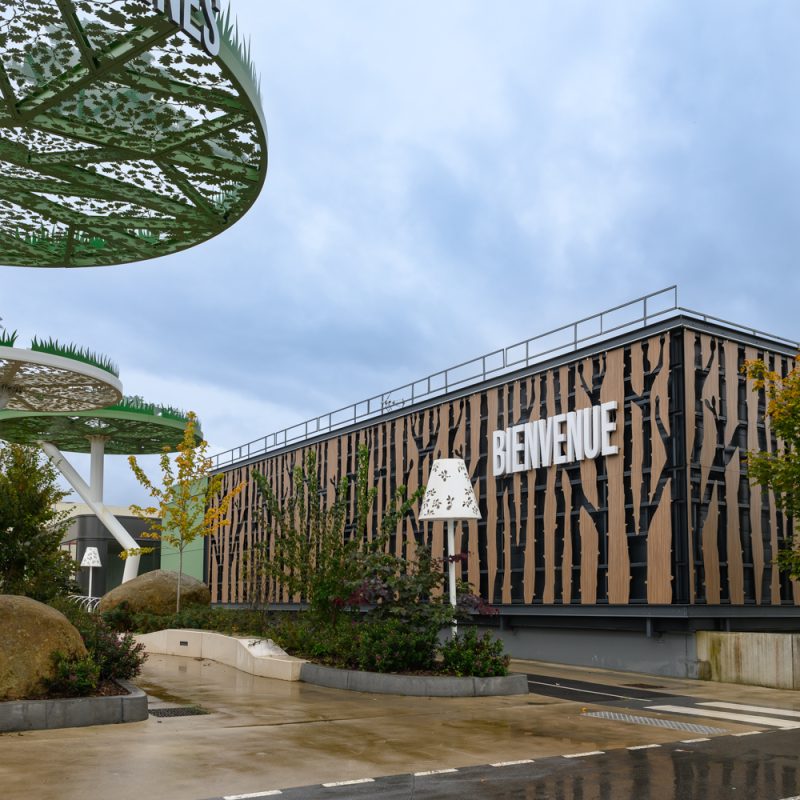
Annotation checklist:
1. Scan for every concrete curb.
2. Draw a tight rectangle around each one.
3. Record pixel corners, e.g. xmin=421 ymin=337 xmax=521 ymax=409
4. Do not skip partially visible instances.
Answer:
xmin=300 ymin=663 xmax=529 ymax=696
xmin=0 ymin=680 xmax=147 ymax=732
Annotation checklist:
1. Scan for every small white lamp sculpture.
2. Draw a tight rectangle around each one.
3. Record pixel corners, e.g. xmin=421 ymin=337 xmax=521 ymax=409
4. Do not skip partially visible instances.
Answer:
xmin=80 ymin=546 xmax=102 ymax=599
xmin=419 ymin=458 xmax=481 ymax=637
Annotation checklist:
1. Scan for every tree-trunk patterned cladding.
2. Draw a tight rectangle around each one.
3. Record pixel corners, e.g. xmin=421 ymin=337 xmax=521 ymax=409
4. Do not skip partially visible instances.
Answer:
xmin=209 ymin=328 xmax=797 ymax=608
xmin=685 ymin=333 xmax=799 ymax=605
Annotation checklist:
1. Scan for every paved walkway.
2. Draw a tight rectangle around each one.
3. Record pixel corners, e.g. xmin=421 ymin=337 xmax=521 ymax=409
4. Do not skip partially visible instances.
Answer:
xmin=2 ymin=655 xmax=800 ymax=800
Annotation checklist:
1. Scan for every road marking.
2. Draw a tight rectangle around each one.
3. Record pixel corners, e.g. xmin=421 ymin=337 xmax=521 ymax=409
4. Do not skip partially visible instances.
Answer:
xmin=563 ymin=751 xmax=604 ymax=758
xmin=414 ymin=769 xmax=458 ymax=776
xmin=626 ymin=744 xmax=660 ymax=750
xmin=321 ymin=779 xmax=375 ymax=788
xmin=699 ymin=701 xmax=800 ymax=719
xmin=526 ymin=679 xmax=633 ymax=701
xmin=680 ymin=738 xmax=710 ymax=743
xmin=224 ymin=792 xmax=282 ymax=799
xmin=490 ymin=759 xmax=535 ymax=767
xmin=647 ymin=705 xmax=800 ymax=730
xmin=732 ymin=731 xmax=762 ymax=737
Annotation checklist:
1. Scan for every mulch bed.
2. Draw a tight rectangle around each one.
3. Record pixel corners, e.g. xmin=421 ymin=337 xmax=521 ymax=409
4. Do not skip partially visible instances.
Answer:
xmin=20 ymin=680 xmax=129 ymax=701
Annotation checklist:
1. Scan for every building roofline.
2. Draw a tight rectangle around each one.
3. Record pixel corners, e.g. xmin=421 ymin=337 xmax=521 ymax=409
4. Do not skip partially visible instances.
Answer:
xmin=212 ymin=289 xmax=798 ymax=473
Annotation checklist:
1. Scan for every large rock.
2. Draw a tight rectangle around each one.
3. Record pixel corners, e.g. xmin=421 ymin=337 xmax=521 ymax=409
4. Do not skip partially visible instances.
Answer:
xmin=0 ymin=595 xmax=87 ymax=700
xmin=98 ymin=570 xmax=211 ymax=615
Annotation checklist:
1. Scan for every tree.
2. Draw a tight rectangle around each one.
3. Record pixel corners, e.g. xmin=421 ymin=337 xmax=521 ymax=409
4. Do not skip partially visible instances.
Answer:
xmin=247 ymin=445 xmax=426 ymax=621
xmin=745 ymin=356 xmax=800 ymax=577
xmin=127 ymin=412 xmax=243 ymax=612
xmin=0 ymin=443 xmax=77 ymax=601
xmin=247 ymin=444 xmax=490 ymax=626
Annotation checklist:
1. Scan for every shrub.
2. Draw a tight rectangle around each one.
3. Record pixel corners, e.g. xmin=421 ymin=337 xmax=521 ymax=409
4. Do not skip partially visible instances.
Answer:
xmin=356 ymin=618 xmax=439 ymax=673
xmin=100 ymin=600 xmax=136 ymax=632
xmin=101 ymin=604 xmax=271 ymax=638
xmin=49 ymin=598 xmax=147 ymax=681
xmin=439 ymin=628 xmax=509 ymax=678
xmin=45 ymin=652 xmax=100 ymax=697
xmin=87 ymin=625 xmax=146 ymax=681
xmin=270 ymin=613 xmax=360 ymax=667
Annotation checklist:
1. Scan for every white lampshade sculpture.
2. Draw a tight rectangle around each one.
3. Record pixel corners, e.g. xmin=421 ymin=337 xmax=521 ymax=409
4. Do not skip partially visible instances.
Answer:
xmin=80 ymin=546 xmax=102 ymax=599
xmin=419 ymin=458 xmax=481 ymax=637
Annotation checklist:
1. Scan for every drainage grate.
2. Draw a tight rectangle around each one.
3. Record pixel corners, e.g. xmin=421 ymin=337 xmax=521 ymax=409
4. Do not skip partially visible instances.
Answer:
xmin=149 ymin=706 xmax=208 ymax=718
xmin=583 ymin=711 xmax=727 ymax=735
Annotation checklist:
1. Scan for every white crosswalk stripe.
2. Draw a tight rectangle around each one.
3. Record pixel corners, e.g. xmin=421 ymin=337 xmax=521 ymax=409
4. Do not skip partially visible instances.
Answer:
xmin=698 ymin=701 xmax=800 ymax=719
xmin=648 ymin=704 xmax=800 ymax=730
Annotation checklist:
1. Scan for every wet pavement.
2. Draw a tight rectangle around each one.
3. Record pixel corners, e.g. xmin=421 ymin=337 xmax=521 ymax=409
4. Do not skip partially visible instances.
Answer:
xmin=234 ymin=730 xmax=800 ymax=799
xmin=1 ymin=654 xmax=800 ymax=799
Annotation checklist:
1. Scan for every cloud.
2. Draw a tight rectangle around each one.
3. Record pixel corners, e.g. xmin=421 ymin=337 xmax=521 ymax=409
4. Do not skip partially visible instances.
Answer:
xmin=4 ymin=0 xmax=800 ymax=510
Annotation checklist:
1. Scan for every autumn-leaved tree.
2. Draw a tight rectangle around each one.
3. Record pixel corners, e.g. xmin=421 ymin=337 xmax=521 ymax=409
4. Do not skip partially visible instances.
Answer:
xmin=745 ymin=356 xmax=800 ymax=577
xmin=127 ymin=412 xmax=243 ymax=612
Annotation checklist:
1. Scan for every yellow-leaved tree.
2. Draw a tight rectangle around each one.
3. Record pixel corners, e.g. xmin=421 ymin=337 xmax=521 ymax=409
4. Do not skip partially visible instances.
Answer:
xmin=127 ymin=412 xmax=243 ymax=612
xmin=745 ymin=356 xmax=800 ymax=578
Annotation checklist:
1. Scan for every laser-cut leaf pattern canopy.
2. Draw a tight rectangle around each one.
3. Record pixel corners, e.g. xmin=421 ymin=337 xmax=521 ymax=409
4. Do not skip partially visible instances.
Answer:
xmin=0 ymin=0 xmax=267 ymax=266
xmin=0 ymin=398 xmax=201 ymax=453
xmin=0 ymin=345 xmax=122 ymax=411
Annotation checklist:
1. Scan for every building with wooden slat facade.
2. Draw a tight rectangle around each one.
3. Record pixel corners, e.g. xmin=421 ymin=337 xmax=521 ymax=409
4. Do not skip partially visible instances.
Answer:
xmin=207 ymin=289 xmax=799 ymax=677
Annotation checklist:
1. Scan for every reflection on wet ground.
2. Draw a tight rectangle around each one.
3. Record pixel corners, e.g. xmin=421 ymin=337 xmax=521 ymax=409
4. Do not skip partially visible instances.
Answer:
xmin=258 ymin=730 xmax=800 ymax=800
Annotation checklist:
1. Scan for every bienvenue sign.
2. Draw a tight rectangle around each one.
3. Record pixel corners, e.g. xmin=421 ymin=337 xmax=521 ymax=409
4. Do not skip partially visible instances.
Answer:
xmin=492 ymin=401 xmax=619 ymax=477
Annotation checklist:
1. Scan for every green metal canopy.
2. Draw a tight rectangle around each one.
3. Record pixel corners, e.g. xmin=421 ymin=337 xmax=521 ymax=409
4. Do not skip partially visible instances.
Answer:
xmin=0 ymin=0 xmax=267 ymax=267
xmin=0 ymin=336 xmax=122 ymax=411
xmin=0 ymin=396 xmax=200 ymax=453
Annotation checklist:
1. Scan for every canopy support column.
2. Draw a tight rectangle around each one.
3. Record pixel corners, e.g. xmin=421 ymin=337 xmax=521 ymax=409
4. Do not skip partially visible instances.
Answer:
xmin=39 ymin=440 xmax=141 ymax=583
xmin=88 ymin=435 xmax=106 ymax=502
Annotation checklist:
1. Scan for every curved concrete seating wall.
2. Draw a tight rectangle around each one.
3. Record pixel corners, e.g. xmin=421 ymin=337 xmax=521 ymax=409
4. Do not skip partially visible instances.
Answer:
xmin=135 ymin=629 xmax=306 ymax=681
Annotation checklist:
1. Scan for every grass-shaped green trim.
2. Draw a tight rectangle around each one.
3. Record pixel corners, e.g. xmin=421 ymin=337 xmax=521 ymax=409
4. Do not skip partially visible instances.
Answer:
xmin=110 ymin=396 xmax=195 ymax=427
xmin=30 ymin=337 xmax=119 ymax=377
xmin=221 ymin=4 xmax=261 ymax=101
xmin=0 ymin=329 xmax=18 ymax=347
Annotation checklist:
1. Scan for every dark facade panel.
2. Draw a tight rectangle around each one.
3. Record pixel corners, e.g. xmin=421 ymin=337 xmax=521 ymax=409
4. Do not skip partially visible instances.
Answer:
xmin=209 ymin=322 xmax=797 ymax=611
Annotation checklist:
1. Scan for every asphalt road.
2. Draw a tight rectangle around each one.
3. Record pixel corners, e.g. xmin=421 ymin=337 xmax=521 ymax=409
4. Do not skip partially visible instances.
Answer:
xmin=211 ymin=728 xmax=800 ymax=800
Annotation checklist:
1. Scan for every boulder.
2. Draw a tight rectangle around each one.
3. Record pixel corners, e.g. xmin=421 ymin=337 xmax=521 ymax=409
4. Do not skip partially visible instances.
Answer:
xmin=98 ymin=569 xmax=211 ymax=615
xmin=0 ymin=595 xmax=87 ymax=700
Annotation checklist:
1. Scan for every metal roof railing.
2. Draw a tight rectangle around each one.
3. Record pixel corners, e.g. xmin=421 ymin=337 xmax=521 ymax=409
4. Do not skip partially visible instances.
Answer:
xmin=211 ymin=286 xmax=798 ymax=470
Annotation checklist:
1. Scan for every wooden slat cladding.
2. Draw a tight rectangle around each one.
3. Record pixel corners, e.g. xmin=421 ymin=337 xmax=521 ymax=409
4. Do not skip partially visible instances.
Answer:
xmin=684 ymin=334 xmax=798 ymax=606
xmin=209 ymin=325 xmax=794 ymax=609
xmin=603 ymin=348 xmax=628 ymax=604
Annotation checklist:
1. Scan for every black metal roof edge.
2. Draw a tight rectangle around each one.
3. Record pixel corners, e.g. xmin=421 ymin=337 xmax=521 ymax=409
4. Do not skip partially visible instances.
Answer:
xmin=492 ymin=603 xmax=800 ymax=619
xmin=211 ymin=601 xmax=800 ymax=620
xmin=213 ymin=312 xmax=797 ymax=474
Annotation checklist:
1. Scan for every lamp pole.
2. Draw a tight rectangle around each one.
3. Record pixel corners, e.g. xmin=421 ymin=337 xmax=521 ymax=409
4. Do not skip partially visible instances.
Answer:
xmin=447 ymin=519 xmax=457 ymax=637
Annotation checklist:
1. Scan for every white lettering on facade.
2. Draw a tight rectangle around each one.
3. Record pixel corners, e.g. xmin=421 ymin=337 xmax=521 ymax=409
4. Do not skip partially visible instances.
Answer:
xmin=491 ymin=401 xmax=619 ymax=477
xmin=152 ymin=0 xmax=221 ymax=57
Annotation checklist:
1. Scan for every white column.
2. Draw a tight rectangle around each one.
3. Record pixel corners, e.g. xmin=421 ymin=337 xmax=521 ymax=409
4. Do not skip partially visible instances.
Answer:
xmin=88 ymin=436 xmax=106 ymax=503
xmin=39 ymin=441 xmax=141 ymax=583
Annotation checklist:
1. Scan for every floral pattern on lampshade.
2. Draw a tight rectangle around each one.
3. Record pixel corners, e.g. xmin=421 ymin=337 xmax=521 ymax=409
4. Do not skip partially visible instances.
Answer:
xmin=419 ymin=458 xmax=481 ymax=520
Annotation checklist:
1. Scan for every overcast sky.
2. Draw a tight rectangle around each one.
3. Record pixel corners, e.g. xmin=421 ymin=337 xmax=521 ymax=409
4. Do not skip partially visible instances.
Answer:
xmin=4 ymin=0 xmax=800 ymax=505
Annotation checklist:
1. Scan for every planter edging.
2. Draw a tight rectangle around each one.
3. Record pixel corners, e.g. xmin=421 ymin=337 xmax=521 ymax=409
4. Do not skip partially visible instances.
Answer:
xmin=300 ymin=663 xmax=528 ymax=696
xmin=0 ymin=680 xmax=147 ymax=732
